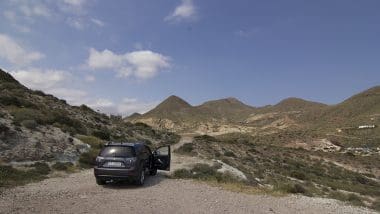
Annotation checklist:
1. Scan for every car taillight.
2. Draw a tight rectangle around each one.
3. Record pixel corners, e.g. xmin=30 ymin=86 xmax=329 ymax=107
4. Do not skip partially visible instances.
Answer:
xmin=96 ymin=156 xmax=104 ymax=162
xmin=124 ymin=157 xmax=136 ymax=168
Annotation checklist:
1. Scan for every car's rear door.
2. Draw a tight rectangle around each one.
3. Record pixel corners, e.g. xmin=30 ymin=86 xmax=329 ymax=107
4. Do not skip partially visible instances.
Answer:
xmin=153 ymin=145 xmax=171 ymax=171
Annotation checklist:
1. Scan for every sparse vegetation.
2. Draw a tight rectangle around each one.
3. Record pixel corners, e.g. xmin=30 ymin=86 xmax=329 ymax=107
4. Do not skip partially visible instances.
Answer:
xmin=52 ymin=162 xmax=75 ymax=172
xmin=0 ymin=162 xmax=50 ymax=187
xmin=172 ymin=163 xmax=240 ymax=183
xmin=77 ymin=135 xmax=104 ymax=168
xmin=183 ymin=133 xmax=380 ymax=211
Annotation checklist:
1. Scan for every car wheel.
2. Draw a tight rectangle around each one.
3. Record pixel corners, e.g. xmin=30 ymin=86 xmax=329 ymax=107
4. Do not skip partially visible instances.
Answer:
xmin=96 ymin=178 xmax=106 ymax=185
xmin=149 ymin=167 xmax=157 ymax=176
xmin=136 ymin=167 xmax=145 ymax=186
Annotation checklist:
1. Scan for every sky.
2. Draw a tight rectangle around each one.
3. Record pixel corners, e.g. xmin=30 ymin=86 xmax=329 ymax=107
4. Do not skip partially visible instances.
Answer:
xmin=0 ymin=0 xmax=379 ymax=116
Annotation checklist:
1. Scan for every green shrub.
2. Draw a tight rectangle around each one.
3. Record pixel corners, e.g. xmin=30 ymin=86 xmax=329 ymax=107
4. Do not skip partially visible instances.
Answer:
xmin=0 ymin=96 xmax=35 ymax=108
xmin=21 ymin=120 xmax=38 ymax=130
xmin=172 ymin=164 xmax=240 ymax=183
xmin=371 ymin=200 xmax=380 ymax=212
xmin=30 ymin=162 xmax=51 ymax=175
xmin=173 ymin=169 xmax=192 ymax=178
xmin=11 ymin=108 xmax=44 ymax=125
xmin=290 ymin=171 xmax=308 ymax=180
xmin=175 ymin=143 xmax=194 ymax=154
xmin=346 ymin=193 xmax=364 ymax=206
xmin=52 ymin=162 xmax=74 ymax=171
xmin=79 ymin=149 xmax=100 ymax=168
xmin=77 ymin=135 xmax=104 ymax=149
xmin=224 ymin=151 xmax=236 ymax=157
xmin=289 ymin=183 xmax=308 ymax=194
xmin=92 ymin=129 xmax=111 ymax=140
xmin=194 ymin=135 xmax=218 ymax=142
xmin=0 ymin=164 xmax=50 ymax=187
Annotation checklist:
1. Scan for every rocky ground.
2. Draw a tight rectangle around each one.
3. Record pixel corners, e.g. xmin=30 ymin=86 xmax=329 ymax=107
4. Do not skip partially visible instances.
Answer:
xmin=0 ymin=169 xmax=376 ymax=214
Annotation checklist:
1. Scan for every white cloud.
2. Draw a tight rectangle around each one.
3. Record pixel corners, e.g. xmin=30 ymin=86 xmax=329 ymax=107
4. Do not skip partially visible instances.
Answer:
xmin=91 ymin=18 xmax=105 ymax=27
xmin=10 ymin=67 xmax=89 ymax=105
xmin=10 ymin=68 xmax=70 ymax=90
xmin=117 ymin=98 xmax=158 ymax=116
xmin=66 ymin=17 xmax=85 ymax=30
xmin=63 ymin=0 xmax=87 ymax=7
xmin=48 ymin=88 xmax=88 ymax=105
xmin=9 ymin=67 xmax=156 ymax=115
xmin=3 ymin=11 xmax=17 ymax=22
xmin=165 ymin=0 xmax=197 ymax=22
xmin=87 ymin=48 xmax=170 ymax=79
xmin=87 ymin=98 xmax=157 ymax=116
xmin=84 ymin=75 xmax=96 ymax=82
xmin=19 ymin=3 xmax=51 ymax=18
xmin=234 ymin=28 xmax=260 ymax=38
xmin=0 ymin=34 xmax=44 ymax=65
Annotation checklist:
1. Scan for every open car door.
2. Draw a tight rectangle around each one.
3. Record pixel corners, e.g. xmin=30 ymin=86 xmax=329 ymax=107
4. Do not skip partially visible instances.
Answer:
xmin=153 ymin=145 xmax=171 ymax=171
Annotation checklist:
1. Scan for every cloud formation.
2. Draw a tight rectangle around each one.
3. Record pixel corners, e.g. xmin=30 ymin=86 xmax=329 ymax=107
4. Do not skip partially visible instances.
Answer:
xmin=10 ymin=68 xmax=87 ymax=106
xmin=87 ymin=48 xmax=170 ymax=79
xmin=165 ymin=0 xmax=197 ymax=22
xmin=10 ymin=68 xmax=69 ymax=90
xmin=87 ymin=98 xmax=157 ymax=116
xmin=0 ymin=34 xmax=44 ymax=65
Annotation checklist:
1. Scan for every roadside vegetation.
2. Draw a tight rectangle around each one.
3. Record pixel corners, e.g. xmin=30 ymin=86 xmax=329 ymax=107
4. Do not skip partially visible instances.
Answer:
xmin=174 ymin=133 xmax=380 ymax=211
xmin=0 ymin=162 xmax=51 ymax=188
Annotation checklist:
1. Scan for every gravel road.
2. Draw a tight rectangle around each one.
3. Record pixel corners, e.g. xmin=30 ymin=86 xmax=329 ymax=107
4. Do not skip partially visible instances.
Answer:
xmin=0 ymin=170 xmax=376 ymax=214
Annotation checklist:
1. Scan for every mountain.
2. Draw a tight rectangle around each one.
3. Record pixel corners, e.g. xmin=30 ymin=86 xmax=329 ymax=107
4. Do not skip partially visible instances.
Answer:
xmin=319 ymin=86 xmax=380 ymax=127
xmin=0 ymin=68 xmax=178 ymax=163
xmin=196 ymin=97 xmax=255 ymax=121
xmin=128 ymin=86 xmax=380 ymax=135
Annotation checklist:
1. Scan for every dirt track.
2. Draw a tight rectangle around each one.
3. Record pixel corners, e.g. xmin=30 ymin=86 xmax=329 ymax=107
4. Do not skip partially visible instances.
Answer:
xmin=0 ymin=170 xmax=376 ymax=214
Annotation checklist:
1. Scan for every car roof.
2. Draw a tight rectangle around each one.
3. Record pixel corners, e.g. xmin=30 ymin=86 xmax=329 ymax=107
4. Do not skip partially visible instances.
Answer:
xmin=105 ymin=142 xmax=146 ymax=148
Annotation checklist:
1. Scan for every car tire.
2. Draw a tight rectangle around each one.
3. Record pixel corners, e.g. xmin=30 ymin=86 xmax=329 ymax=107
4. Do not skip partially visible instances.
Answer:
xmin=149 ymin=167 xmax=157 ymax=176
xmin=96 ymin=178 xmax=106 ymax=185
xmin=136 ymin=166 xmax=145 ymax=186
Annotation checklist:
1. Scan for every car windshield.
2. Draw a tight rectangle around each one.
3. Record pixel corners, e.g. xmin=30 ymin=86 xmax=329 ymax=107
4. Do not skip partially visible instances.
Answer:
xmin=100 ymin=146 xmax=135 ymax=158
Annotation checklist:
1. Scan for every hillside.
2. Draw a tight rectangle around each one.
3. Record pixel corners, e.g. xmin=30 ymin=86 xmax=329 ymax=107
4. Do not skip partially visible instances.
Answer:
xmin=128 ymin=87 xmax=379 ymax=137
xmin=319 ymin=86 xmax=380 ymax=127
xmin=0 ymin=68 xmax=179 ymax=163
xmin=126 ymin=96 xmax=258 ymax=133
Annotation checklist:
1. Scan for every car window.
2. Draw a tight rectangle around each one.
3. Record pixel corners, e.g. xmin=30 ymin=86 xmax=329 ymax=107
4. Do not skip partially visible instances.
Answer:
xmin=100 ymin=146 xmax=135 ymax=158
xmin=156 ymin=146 xmax=169 ymax=156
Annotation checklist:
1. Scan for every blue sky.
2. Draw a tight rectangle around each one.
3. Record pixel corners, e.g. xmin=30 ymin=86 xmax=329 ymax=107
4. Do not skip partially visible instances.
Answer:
xmin=0 ymin=0 xmax=379 ymax=115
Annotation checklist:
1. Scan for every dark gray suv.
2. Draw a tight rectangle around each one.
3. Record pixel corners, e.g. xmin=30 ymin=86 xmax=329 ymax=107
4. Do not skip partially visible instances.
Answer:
xmin=94 ymin=142 xmax=170 ymax=186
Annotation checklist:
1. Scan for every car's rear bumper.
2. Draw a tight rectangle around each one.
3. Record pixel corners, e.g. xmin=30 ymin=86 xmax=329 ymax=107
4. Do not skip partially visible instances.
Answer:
xmin=94 ymin=166 xmax=139 ymax=180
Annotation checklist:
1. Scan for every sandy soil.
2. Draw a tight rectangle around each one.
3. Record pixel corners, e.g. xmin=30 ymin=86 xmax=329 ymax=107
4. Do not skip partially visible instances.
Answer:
xmin=0 ymin=170 xmax=376 ymax=214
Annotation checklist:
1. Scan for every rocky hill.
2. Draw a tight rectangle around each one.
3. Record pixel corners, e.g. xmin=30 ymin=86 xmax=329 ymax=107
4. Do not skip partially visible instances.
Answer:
xmin=0 ymin=68 xmax=179 ymax=163
xmin=127 ymin=94 xmax=328 ymax=134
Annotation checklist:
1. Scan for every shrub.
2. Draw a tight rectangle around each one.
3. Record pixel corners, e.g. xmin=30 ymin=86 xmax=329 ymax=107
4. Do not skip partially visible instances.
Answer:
xmin=92 ymin=129 xmax=111 ymax=140
xmin=175 ymin=143 xmax=194 ymax=154
xmin=0 ymin=163 xmax=50 ymax=187
xmin=79 ymin=149 xmax=100 ymax=168
xmin=371 ymin=200 xmax=380 ymax=212
xmin=172 ymin=163 xmax=240 ymax=183
xmin=30 ymin=162 xmax=51 ymax=175
xmin=224 ymin=151 xmax=236 ymax=158
xmin=290 ymin=171 xmax=308 ymax=180
xmin=21 ymin=120 xmax=38 ymax=130
xmin=347 ymin=193 xmax=364 ymax=206
xmin=173 ymin=169 xmax=192 ymax=178
xmin=289 ymin=183 xmax=308 ymax=194
xmin=52 ymin=162 xmax=74 ymax=171
xmin=0 ymin=123 xmax=9 ymax=133
xmin=11 ymin=108 xmax=44 ymax=125
xmin=194 ymin=135 xmax=218 ymax=142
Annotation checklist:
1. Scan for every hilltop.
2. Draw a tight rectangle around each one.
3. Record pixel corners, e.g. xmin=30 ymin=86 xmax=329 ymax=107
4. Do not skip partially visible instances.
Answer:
xmin=0 ymin=68 xmax=179 ymax=163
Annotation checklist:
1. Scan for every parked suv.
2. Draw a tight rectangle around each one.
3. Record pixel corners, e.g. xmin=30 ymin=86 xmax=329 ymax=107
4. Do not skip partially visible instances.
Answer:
xmin=94 ymin=142 xmax=170 ymax=186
